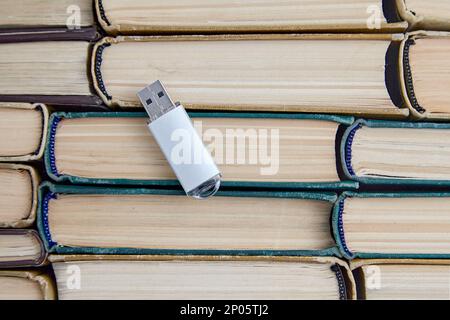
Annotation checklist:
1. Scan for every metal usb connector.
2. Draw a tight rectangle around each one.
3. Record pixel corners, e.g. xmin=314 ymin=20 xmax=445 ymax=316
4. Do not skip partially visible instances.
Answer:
xmin=137 ymin=80 xmax=177 ymax=123
xmin=137 ymin=81 xmax=221 ymax=199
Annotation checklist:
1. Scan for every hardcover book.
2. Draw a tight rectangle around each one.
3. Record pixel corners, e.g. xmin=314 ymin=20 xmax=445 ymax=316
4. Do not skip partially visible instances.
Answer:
xmin=342 ymin=119 xmax=450 ymax=186
xmin=352 ymin=259 xmax=450 ymax=300
xmin=401 ymin=31 xmax=450 ymax=119
xmin=0 ymin=40 xmax=101 ymax=106
xmin=38 ymin=183 xmax=341 ymax=257
xmin=0 ymin=103 xmax=48 ymax=161
xmin=95 ymin=0 xmax=408 ymax=34
xmin=50 ymin=255 xmax=356 ymax=300
xmin=0 ymin=269 xmax=56 ymax=300
xmin=92 ymin=32 xmax=449 ymax=119
xmin=40 ymin=184 xmax=450 ymax=260
xmin=45 ymin=112 xmax=357 ymax=190
xmin=2 ymin=32 xmax=447 ymax=117
xmin=46 ymin=112 xmax=450 ymax=188
xmin=0 ymin=229 xmax=46 ymax=268
xmin=333 ymin=192 xmax=450 ymax=260
xmin=0 ymin=163 xmax=39 ymax=228
xmin=93 ymin=33 xmax=409 ymax=117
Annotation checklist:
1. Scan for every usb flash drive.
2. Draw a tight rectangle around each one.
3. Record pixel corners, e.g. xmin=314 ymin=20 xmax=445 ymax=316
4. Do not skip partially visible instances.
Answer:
xmin=137 ymin=80 xmax=221 ymax=199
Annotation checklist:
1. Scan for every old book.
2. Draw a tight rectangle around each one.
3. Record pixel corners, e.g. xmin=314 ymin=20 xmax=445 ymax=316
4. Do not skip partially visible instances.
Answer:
xmin=0 ymin=270 xmax=56 ymax=300
xmin=397 ymin=0 xmax=450 ymax=31
xmin=1 ymin=0 xmax=94 ymax=29
xmin=93 ymin=33 xmax=409 ymax=117
xmin=0 ymin=103 xmax=48 ymax=161
xmin=352 ymin=259 xmax=450 ymax=300
xmin=342 ymin=119 xmax=450 ymax=186
xmin=47 ymin=112 xmax=450 ymax=188
xmin=45 ymin=112 xmax=357 ymax=190
xmin=38 ymin=183 xmax=341 ymax=256
xmin=402 ymin=31 xmax=450 ymax=119
xmin=50 ymin=255 xmax=355 ymax=300
xmin=334 ymin=192 xmax=450 ymax=260
xmin=0 ymin=164 xmax=38 ymax=228
xmin=95 ymin=0 xmax=407 ymax=35
xmin=0 ymin=229 xmax=46 ymax=268
xmin=93 ymin=32 xmax=450 ymax=119
xmin=0 ymin=41 xmax=101 ymax=106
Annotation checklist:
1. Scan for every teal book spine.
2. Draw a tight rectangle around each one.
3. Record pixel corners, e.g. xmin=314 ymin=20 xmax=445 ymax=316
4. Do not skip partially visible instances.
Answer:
xmin=38 ymin=181 xmax=343 ymax=257
xmin=45 ymin=111 xmax=358 ymax=191
xmin=332 ymin=191 xmax=450 ymax=260
xmin=341 ymin=119 xmax=450 ymax=186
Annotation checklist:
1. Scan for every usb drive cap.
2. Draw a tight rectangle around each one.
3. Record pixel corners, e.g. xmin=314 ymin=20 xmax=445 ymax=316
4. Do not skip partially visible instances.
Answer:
xmin=137 ymin=80 xmax=177 ymax=122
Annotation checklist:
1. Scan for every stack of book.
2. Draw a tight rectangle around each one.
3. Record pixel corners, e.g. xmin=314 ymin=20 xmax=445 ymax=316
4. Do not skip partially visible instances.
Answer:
xmin=1 ymin=0 xmax=450 ymax=300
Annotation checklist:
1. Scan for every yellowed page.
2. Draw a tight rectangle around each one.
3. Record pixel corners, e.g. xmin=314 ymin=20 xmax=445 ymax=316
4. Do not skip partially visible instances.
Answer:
xmin=0 ymin=168 xmax=32 ymax=226
xmin=360 ymin=264 xmax=450 ymax=300
xmin=1 ymin=0 xmax=94 ymax=28
xmin=0 ymin=232 xmax=42 ymax=263
xmin=54 ymin=117 xmax=340 ymax=183
xmin=97 ymin=0 xmax=406 ymax=34
xmin=53 ymin=259 xmax=341 ymax=299
xmin=96 ymin=36 xmax=400 ymax=115
xmin=343 ymin=197 xmax=450 ymax=255
xmin=0 ymin=41 xmax=91 ymax=96
xmin=0 ymin=276 xmax=44 ymax=300
xmin=48 ymin=194 xmax=335 ymax=250
xmin=409 ymin=37 xmax=450 ymax=115
xmin=0 ymin=108 xmax=42 ymax=157
xmin=351 ymin=126 xmax=450 ymax=180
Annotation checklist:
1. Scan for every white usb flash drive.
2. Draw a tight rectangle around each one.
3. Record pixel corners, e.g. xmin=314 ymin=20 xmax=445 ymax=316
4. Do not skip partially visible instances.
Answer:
xmin=137 ymin=81 xmax=221 ymax=199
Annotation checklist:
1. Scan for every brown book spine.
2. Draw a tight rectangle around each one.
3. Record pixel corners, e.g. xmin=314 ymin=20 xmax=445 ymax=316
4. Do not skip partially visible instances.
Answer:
xmin=0 ymin=26 xmax=100 ymax=43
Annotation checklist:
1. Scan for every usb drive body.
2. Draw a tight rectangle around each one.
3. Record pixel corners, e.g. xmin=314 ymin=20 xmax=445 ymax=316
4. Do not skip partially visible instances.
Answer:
xmin=138 ymin=81 xmax=221 ymax=199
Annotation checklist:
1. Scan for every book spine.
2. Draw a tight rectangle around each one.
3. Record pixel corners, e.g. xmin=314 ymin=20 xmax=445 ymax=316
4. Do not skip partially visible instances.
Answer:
xmin=343 ymin=123 xmax=362 ymax=177
xmin=96 ymin=0 xmax=111 ymax=27
xmin=383 ymin=0 xmax=404 ymax=24
xmin=336 ymin=198 xmax=354 ymax=259
xmin=331 ymin=264 xmax=349 ymax=300
xmin=48 ymin=116 xmax=62 ymax=178
xmin=403 ymin=38 xmax=426 ymax=114
xmin=93 ymin=42 xmax=112 ymax=101
xmin=41 ymin=192 xmax=58 ymax=249
xmin=0 ymin=26 xmax=100 ymax=43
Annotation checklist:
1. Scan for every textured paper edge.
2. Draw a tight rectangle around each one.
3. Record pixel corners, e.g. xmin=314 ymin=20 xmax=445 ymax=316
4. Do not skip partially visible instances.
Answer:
xmin=0 ymin=229 xmax=47 ymax=267
xmin=50 ymin=254 xmax=356 ymax=299
xmin=351 ymin=257 xmax=450 ymax=299
xmin=93 ymin=33 xmax=407 ymax=118
xmin=0 ymin=103 xmax=49 ymax=161
xmin=0 ymin=163 xmax=39 ymax=228
xmin=95 ymin=0 xmax=407 ymax=35
xmin=402 ymin=31 xmax=450 ymax=120
xmin=0 ymin=270 xmax=56 ymax=300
